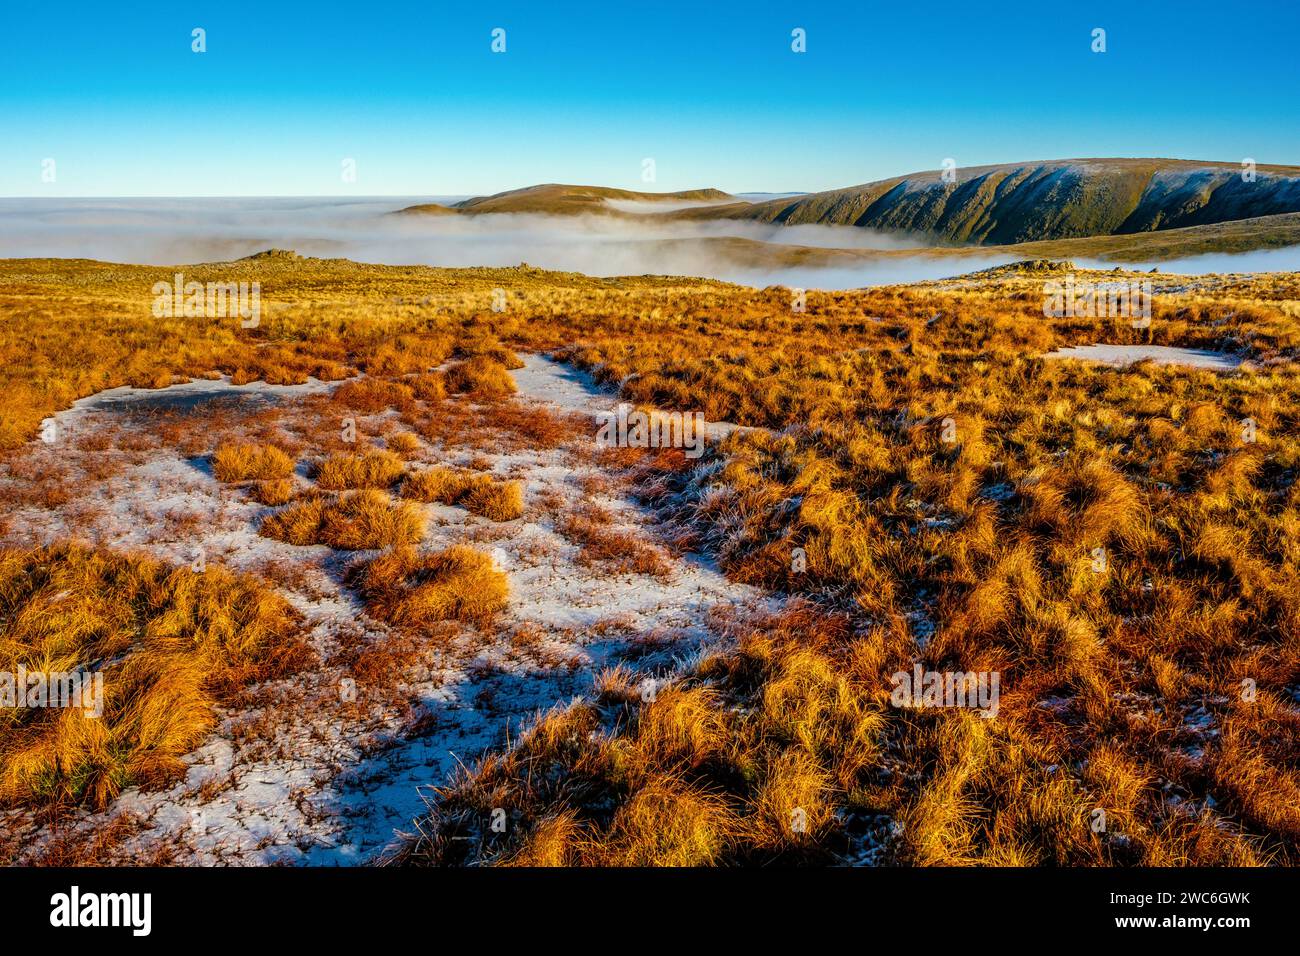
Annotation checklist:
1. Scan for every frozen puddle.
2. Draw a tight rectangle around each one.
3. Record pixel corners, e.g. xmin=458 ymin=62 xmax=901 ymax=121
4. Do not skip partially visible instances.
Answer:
xmin=61 ymin=374 xmax=345 ymax=418
xmin=2 ymin=358 xmax=770 ymax=865
xmin=1042 ymin=344 xmax=1244 ymax=371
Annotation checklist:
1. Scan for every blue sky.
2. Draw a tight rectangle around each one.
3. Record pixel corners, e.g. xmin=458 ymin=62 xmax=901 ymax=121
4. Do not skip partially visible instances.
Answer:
xmin=2 ymin=0 xmax=1297 ymax=196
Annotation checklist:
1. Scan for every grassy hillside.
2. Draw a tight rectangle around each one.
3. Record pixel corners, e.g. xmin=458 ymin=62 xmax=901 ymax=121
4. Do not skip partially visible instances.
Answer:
xmin=3 ymin=255 xmax=1300 ymax=866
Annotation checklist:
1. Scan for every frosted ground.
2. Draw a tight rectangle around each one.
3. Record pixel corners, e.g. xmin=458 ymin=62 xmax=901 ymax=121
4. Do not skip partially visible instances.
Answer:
xmin=0 ymin=356 xmax=776 ymax=864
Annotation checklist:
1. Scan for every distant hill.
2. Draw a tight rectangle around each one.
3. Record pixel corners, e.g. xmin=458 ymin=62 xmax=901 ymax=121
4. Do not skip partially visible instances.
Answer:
xmin=397 ymin=202 xmax=460 ymax=216
xmin=676 ymin=158 xmax=1300 ymax=245
xmin=400 ymin=184 xmax=734 ymax=217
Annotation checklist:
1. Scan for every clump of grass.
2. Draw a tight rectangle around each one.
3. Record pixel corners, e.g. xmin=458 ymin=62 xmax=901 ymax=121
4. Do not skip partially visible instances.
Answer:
xmin=463 ymin=480 xmax=524 ymax=521
xmin=411 ymin=372 xmax=447 ymax=402
xmin=320 ymin=490 xmax=424 ymax=549
xmin=596 ymin=777 xmax=740 ymax=866
xmin=211 ymin=442 xmax=295 ymax=482
xmin=443 ymin=356 xmax=517 ymax=399
xmin=351 ymin=544 xmax=508 ymax=629
xmin=314 ymin=449 xmax=406 ymax=490
xmin=402 ymin=467 xmax=523 ymax=521
xmin=402 ymin=466 xmax=478 ymax=503
xmin=458 ymin=338 xmax=525 ymax=370
xmin=386 ymin=432 xmax=422 ymax=458
xmin=0 ymin=543 xmax=311 ymax=811
xmin=251 ymin=478 xmax=294 ymax=506
xmin=260 ymin=490 xmax=425 ymax=549
xmin=331 ymin=378 xmax=415 ymax=413
xmin=258 ymin=496 xmax=328 ymax=546
xmin=363 ymin=334 xmax=454 ymax=376
xmin=1024 ymin=456 xmax=1146 ymax=552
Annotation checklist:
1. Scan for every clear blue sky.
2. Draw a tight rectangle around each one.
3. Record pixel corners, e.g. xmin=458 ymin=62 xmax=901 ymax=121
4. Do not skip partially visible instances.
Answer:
xmin=2 ymin=0 xmax=1297 ymax=196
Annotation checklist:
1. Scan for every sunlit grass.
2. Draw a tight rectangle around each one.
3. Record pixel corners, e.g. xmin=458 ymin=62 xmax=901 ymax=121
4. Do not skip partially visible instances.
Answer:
xmin=4 ymin=254 xmax=1299 ymax=866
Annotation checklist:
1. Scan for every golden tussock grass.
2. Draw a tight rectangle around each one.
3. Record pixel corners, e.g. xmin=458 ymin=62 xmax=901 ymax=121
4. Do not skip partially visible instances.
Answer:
xmin=462 ymin=479 xmax=524 ymax=521
xmin=211 ymin=442 xmax=295 ymax=482
xmin=443 ymin=356 xmax=517 ymax=399
xmin=314 ymin=449 xmax=406 ymax=489
xmin=394 ymin=605 xmax=880 ymax=866
xmin=595 ymin=777 xmax=741 ymax=866
xmin=362 ymin=334 xmax=454 ymax=376
xmin=251 ymin=478 xmax=295 ymax=506
xmin=5 ymin=257 xmax=1300 ymax=864
xmin=350 ymin=544 xmax=508 ymax=629
xmin=0 ymin=543 xmax=311 ymax=811
xmin=400 ymin=466 xmax=479 ymax=504
xmin=456 ymin=335 xmax=525 ymax=370
xmin=259 ymin=489 xmax=425 ymax=549
xmin=410 ymin=372 xmax=447 ymax=402
xmin=1024 ymin=456 xmax=1147 ymax=553
xmin=330 ymin=378 xmax=415 ymax=413
xmin=386 ymin=431 xmax=422 ymax=458
xmin=401 ymin=467 xmax=524 ymax=521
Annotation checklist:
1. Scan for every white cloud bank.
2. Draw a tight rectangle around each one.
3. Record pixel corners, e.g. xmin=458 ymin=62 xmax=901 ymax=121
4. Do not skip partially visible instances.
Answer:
xmin=1 ymin=198 xmax=1295 ymax=290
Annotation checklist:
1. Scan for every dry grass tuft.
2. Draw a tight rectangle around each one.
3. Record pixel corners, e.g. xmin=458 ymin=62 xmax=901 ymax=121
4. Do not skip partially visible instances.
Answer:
xmin=251 ymin=478 xmax=295 ymax=506
xmin=314 ymin=449 xmax=406 ymax=490
xmin=351 ymin=544 xmax=509 ymax=629
xmin=330 ymin=378 xmax=415 ymax=413
xmin=401 ymin=467 xmax=523 ymax=521
xmin=443 ymin=356 xmax=517 ymax=399
xmin=394 ymin=605 xmax=872 ymax=867
xmin=0 ymin=543 xmax=311 ymax=811
xmin=386 ymin=431 xmax=422 ymax=458
xmin=211 ymin=442 xmax=295 ymax=482
xmin=462 ymin=479 xmax=525 ymax=521
xmin=260 ymin=489 xmax=425 ymax=549
xmin=597 ymin=778 xmax=740 ymax=866
xmin=401 ymin=466 xmax=479 ymax=504
xmin=1025 ymin=457 xmax=1147 ymax=552
xmin=410 ymin=372 xmax=447 ymax=402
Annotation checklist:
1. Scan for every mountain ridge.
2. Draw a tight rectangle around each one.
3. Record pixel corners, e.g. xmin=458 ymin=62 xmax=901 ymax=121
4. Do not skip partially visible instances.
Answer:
xmin=395 ymin=159 xmax=1300 ymax=251
xmin=673 ymin=158 xmax=1300 ymax=244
